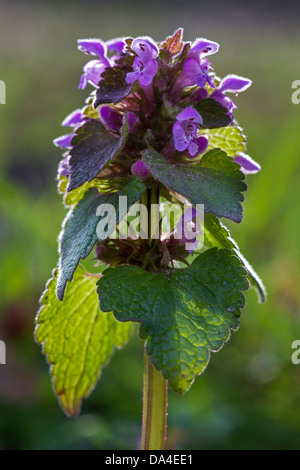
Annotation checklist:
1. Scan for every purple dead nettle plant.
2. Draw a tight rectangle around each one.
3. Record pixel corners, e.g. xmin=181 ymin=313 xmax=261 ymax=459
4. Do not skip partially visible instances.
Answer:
xmin=36 ymin=29 xmax=265 ymax=450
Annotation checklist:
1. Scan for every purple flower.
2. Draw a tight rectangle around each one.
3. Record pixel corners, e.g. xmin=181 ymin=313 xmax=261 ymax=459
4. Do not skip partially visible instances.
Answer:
xmin=78 ymin=37 xmax=126 ymax=61
xmin=99 ymin=106 xmax=123 ymax=132
xmin=131 ymin=37 xmax=158 ymax=62
xmin=53 ymin=134 xmax=75 ymax=149
xmin=171 ymin=38 xmax=218 ymax=98
xmin=125 ymin=37 xmax=158 ymax=87
xmin=77 ymin=38 xmax=112 ymax=90
xmin=188 ymin=38 xmax=219 ymax=60
xmin=78 ymin=59 xmax=108 ymax=90
xmin=174 ymin=207 xmax=203 ymax=253
xmin=58 ymin=154 xmax=71 ymax=178
xmin=234 ymin=153 xmax=261 ymax=174
xmin=131 ymin=160 xmax=150 ymax=181
xmin=218 ymin=75 xmax=252 ymax=94
xmin=211 ymin=74 xmax=252 ymax=119
xmin=77 ymin=39 xmax=108 ymax=59
xmin=172 ymin=58 xmax=215 ymax=97
xmin=127 ymin=112 xmax=140 ymax=133
xmin=106 ymin=38 xmax=126 ymax=55
xmin=172 ymin=107 xmax=208 ymax=158
xmin=126 ymin=57 xmax=158 ymax=87
xmin=61 ymin=109 xmax=85 ymax=128
xmin=185 ymin=58 xmax=215 ymax=88
xmin=99 ymin=106 xmax=139 ymax=133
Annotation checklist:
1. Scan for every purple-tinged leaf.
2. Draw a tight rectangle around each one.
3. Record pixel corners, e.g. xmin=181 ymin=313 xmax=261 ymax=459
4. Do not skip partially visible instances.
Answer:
xmin=67 ymin=118 xmax=127 ymax=192
xmin=195 ymin=98 xmax=231 ymax=128
xmin=93 ymin=61 xmax=134 ymax=108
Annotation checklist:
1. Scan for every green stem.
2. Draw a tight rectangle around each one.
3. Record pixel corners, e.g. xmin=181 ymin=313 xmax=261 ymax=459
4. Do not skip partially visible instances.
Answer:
xmin=140 ymin=184 xmax=168 ymax=451
xmin=141 ymin=344 xmax=168 ymax=450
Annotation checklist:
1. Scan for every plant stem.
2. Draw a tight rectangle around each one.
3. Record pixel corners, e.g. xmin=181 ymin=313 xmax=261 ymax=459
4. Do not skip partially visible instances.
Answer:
xmin=141 ymin=344 xmax=168 ymax=450
xmin=140 ymin=184 xmax=168 ymax=450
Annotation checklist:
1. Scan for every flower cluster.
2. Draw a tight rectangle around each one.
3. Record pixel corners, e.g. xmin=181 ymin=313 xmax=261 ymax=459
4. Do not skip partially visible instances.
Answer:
xmin=36 ymin=29 xmax=265 ymax=425
xmin=54 ymin=28 xmax=260 ymax=268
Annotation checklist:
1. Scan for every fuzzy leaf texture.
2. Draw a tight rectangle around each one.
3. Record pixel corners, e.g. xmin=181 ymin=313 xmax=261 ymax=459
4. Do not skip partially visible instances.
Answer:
xmin=97 ymin=248 xmax=249 ymax=393
xmin=56 ymin=176 xmax=145 ymax=301
xmin=35 ymin=266 xmax=131 ymax=416
xmin=204 ymin=213 xmax=266 ymax=303
xmin=67 ymin=117 xmax=128 ymax=192
xmin=195 ymin=99 xmax=231 ymax=128
xmin=93 ymin=64 xmax=133 ymax=108
xmin=142 ymin=148 xmax=247 ymax=223
xmin=204 ymin=125 xmax=246 ymax=156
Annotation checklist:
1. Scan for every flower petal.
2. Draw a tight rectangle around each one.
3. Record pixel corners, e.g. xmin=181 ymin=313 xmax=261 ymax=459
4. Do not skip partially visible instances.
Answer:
xmin=219 ymin=74 xmax=252 ymax=93
xmin=176 ymin=107 xmax=203 ymax=125
xmin=131 ymin=37 xmax=158 ymax=61
xmin=194 ymin=135 xmax=208 ymax=154
xmin=125 ymin=71 xmax=138 ymax=84
xmin=139 ymin=59 xmax=158 ymax=87
xmin=128 ymin=112 xmax=139 ymax=132
xmin=188 ymin=141 xmax=199 ymax=157
xmin=82 ymin=59 xmax=107 ymax=87
xmin=106 ymin=38 xmax=125 ymax=55
xmin=77 ymin=39 xmax=106 ymax=59
xmin=58 ymin=155 xmax=71 ymax=178
xmin=234 ymin=153 xmax=261 ymax=174
xmin=131 ymin=160 xmax=150 ymax=180
xmin=99 ymin=106 xmax=122 ymax=131
xmin=62 ymin=109 xmax=83 ymax=127
xmin=211 ymin=90 xmax=234 ymax=111
xmin=78 ymin=74 xmax=88 ymax=90
xmin=182 ymin=58 xmax=203 ymax=87
xmin=189 ymin=38 xmax=219 ymax=59
xmin=53 ymin=134 xmax=74 ymax=148
xmin=173 ymin=122 xmax=189 ymax=151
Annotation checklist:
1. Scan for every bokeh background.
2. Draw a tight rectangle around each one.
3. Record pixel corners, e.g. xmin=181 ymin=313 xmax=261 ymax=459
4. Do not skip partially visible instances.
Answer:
xmin=1 ymin=0 xmax=300 ymax=450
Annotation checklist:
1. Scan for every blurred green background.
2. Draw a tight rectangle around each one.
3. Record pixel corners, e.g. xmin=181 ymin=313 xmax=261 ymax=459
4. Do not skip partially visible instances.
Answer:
xmin=1 ymin=0 xmax=300 ymax=450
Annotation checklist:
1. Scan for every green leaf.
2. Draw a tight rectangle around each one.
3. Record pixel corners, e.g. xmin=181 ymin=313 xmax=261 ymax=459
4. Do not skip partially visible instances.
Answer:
xmin=142 ymin=149 xmax=246 ymax=223
xmin=35 ymin=265 xmax=131 ymax=417
xmin=57 ymin=176 xmax=145 ymax=301
xmin=204 ymin=213 xmax=266 ymax=303
xmin=195 ymin=98 xmax=231 ymax=128
xmin=204 ymin=124 xmax=246 ymax=156
xmin=68 ymin=118 xmax=128 ymax=192
xmin=58 ymin=175 xmax=104 ymax=207
xmin=97 ymin=248 xmax=249 ymax=393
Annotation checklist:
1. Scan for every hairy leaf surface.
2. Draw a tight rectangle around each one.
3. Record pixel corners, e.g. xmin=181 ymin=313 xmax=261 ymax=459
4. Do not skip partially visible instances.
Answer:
xmin=36 ymin=266 xmax=131 ymax=416
xmin=57 ymin=176 xmax=145 ymax=300
xmin=97 ymin=248 xmax=248 ymax=393
xmin=142 ymin=149 xmax=246 ymax=223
